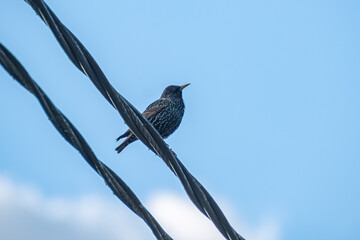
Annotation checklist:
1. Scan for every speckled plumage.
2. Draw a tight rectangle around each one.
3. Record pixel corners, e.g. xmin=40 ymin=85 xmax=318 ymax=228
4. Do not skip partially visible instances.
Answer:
xmin=116 ymin=84 xmax=189 ymax=153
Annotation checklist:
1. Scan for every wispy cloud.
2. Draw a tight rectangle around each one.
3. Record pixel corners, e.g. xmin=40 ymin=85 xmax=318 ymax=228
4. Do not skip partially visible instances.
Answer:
xmin=0 ymin=176 xmax=149 ymax=240
xmin=0 ymin=176 xmax=281 ymax=240
xmin=148 ymin=192 xmax=282 ymax=240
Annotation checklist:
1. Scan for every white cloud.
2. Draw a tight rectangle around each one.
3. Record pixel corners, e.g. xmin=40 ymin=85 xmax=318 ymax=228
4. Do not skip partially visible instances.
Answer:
xmin=147 ymin=192 xmax=282 ymax=240
xmin=0 ymin=176 xmax=150 ymax=240
xmin=0 ymin=176 xmax=281 ymax=240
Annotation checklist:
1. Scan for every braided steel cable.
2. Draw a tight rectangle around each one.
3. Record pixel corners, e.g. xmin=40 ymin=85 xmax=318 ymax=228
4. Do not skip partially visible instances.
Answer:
xmin=0 ymin=43 xmax=172 ymax=240
xmin=24 ymin=1 xmax=245 ymax=239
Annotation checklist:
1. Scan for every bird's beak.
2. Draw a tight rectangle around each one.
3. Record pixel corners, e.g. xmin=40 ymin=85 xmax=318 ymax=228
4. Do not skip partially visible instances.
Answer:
xmin=180 ymin=83 xmax=190 ymax=90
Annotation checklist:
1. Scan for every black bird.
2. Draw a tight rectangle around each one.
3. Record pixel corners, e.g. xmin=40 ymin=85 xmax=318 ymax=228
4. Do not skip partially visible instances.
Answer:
xmin=116 ymin=84 xmax=190 ymax=153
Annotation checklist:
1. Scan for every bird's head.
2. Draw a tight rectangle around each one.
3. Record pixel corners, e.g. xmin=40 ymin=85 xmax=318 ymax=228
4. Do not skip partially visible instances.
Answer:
xmin=161 ymin=84 xmax=190 ymax=99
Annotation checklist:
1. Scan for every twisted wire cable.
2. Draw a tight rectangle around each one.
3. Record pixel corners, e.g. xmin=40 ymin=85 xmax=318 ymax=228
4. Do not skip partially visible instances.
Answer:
xmin=0 ymin=43 xmax=172 ymax=240
xmin=24 ymin=1 xmax=245 ymax=239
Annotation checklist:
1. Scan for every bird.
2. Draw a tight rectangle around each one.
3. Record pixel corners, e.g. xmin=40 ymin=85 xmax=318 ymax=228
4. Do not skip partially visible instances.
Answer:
xmin=115 ymin=84 xmax=190 ymax=153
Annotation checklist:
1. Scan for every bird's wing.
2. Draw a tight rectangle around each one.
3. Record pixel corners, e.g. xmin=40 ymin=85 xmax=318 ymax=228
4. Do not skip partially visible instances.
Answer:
xmin=116 ymin=106 xmax=163 ymax=141
xmin=117 ymin=99 xmax=167 ymax=141
xmin=142 ymin=104 xmax=166 ymax=119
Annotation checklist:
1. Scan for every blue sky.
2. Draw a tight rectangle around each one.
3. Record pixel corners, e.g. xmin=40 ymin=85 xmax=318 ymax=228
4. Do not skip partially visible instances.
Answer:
xmin=1 ymin=0 xmax=359 ymax=239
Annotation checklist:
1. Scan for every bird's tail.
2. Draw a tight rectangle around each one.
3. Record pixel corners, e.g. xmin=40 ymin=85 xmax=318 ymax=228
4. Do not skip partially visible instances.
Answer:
xmin=116 ymin=130 xmax=131 ymax=141
xmin=116 ymin=135 xmax=136 ymax=153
